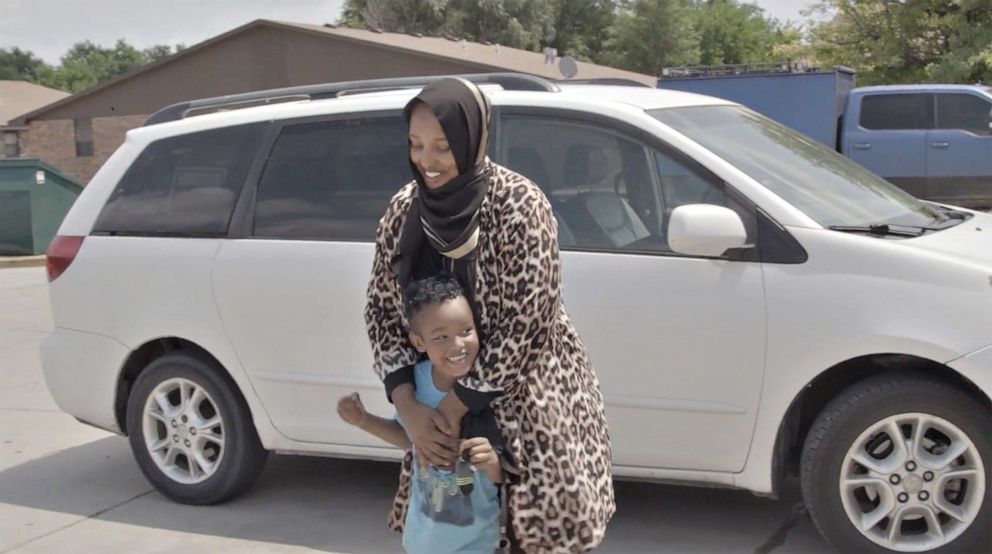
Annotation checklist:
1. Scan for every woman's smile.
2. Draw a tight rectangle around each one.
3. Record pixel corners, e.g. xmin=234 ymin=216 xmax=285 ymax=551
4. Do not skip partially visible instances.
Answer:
xmin=420 ymin=167 xmax=453 ymax=187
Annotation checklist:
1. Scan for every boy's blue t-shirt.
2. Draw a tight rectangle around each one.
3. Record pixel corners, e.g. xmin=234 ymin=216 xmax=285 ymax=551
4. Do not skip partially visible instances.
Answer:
xmin=395 ymin=360 xmax=500 ymax=554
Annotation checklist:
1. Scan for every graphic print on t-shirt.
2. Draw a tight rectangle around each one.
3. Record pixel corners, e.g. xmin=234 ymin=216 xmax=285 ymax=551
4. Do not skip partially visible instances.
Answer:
xmin=415 ymin=459 xmax=476 ymax=527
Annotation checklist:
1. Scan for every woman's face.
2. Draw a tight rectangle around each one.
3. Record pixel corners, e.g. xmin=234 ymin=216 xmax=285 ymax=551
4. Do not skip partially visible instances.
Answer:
xmin=408 ymin=103 xmax=459 ymax=189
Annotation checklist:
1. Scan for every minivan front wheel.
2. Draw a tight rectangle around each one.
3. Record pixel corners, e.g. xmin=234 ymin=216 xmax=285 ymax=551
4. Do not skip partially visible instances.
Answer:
xmin=126 ymin=352 xmax=268 ymax=504
xmin=801 ymin=375 xmax=990 ymax=553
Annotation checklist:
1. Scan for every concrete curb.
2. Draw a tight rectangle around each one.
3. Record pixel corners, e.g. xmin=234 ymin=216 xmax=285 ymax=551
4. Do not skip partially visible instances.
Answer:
xmin=0 ymin=255 xmax=46 ymax=269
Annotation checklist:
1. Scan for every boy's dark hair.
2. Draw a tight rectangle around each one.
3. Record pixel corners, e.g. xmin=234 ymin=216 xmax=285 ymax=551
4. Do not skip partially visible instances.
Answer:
xmin=403 ymin=273 xmax=466 ymax=325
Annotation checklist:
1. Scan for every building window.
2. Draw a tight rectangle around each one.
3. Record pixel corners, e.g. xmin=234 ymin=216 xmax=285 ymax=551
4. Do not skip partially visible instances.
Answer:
xmin=74 ymin=118 xmax=94 ymax=157
xmin=3 ymin=131 xmax=18 ymax=157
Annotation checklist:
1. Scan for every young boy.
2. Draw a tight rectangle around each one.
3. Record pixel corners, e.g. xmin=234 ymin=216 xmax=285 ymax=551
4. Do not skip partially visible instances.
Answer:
xmin=338 ymin=274 xmax=504 ymax=554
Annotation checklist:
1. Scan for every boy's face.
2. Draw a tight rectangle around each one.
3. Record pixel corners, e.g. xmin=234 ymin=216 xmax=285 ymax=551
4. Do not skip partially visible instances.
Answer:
xmin=409 ymin=296 xmax=479 ymax=380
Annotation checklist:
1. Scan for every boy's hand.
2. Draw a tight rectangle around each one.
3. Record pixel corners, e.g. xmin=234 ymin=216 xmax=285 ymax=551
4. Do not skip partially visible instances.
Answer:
xmin=461 ymin=437 xmax=502 ymax=483
xmin=337 ymin=393 xmax=368 ymax=428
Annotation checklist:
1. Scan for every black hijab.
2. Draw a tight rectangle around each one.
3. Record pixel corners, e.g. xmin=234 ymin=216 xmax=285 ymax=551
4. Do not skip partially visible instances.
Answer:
xmin=395 ymin=78 xmax=493 ymax=300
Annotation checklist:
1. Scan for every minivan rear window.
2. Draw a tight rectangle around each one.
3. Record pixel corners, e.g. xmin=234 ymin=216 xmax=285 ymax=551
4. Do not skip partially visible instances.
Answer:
xmin=93 ymin=123 xmax=265 ymax=236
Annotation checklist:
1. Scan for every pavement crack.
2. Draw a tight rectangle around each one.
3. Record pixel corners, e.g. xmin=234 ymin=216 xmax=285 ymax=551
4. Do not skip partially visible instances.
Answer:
xmin=753 ymin=501 xmax=807 ymax=554
xmin=1 ymin=489 xmax=156 ymax=553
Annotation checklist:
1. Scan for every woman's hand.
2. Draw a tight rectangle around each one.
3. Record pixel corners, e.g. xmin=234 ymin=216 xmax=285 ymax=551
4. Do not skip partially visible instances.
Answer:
xmin=393 ymin=384 xmax=459 ymax=467
xmin=437 ymin=392 xmax=468 ymax=442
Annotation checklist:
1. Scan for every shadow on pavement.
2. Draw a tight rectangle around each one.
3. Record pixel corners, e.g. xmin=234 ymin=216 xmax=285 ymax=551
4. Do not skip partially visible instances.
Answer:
xmin=1 ymin=435 xmax=834 ymax=553
xmin=1 ymin=436 xmax=404 ymax=552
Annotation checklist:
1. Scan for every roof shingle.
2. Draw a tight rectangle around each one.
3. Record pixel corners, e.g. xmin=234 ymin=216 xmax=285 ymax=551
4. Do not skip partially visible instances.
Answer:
xmin=0 ymin=81 xmax=70 ymax=126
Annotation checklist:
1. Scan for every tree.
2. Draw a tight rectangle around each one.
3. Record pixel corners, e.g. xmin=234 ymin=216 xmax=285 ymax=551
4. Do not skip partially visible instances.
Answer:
xmin=339 ymin=0 xmax=555 ymax=50
xmin=601 ymin=0 xmax=700 ymax=75
xmin=806 ymin=0 xmax=992 ymax=85
xmin=0 ymin=41 xmax=183 ymax=93
xmin=143 ymin=43 xmax=185 ymax=64
xmin=0 ymin=47 xmax=50 ymax=82
xmin=450 ymin=0 xmax=555 ymax=49
xmin=339 ymin=0 xmax=449 ymax=35
xmin=48 ymin=40 xmax=144 ymax=92
xmin=692 ymin=0 xmax=789 ymax=65
xmin=548 ymin=0 xmax=617 ymax=61
xmin=38 ymin=40 xmax=184 ymax=93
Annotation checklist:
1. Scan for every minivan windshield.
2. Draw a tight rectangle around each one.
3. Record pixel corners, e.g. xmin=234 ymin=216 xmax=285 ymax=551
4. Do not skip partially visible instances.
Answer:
xmin=650 ymin=105 xmax=953 ymax=229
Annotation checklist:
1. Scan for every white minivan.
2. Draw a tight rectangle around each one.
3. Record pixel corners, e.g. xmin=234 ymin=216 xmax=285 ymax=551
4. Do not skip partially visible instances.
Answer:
xmin=42 ymin=74 xmax=991 ymax=553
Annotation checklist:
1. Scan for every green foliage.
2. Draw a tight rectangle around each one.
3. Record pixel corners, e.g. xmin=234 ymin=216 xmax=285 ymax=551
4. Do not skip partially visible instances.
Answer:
xmin=806 ymin=0 xmax=992 ymax=85
xmin=0 ymin=41 xmax=183 ymax=93
xmin=0 ymin=47 xmax=49 ymax=82
xmin=338 ymin=0 xmax=797 ymax=74
xmin=548 ymin=0 xmax=616 ymax=60
xmin=600 ymin=0 xmax=701 ymax=74
xmin=693 ymin=0 xmax=787 ymax=65
xmin=339 ymin=0 xmax=554 ymax=49
xmin=340 ymin=0 xmax=450 ymax=34
xmin=451 ymin=0 xmax=555 ymax=50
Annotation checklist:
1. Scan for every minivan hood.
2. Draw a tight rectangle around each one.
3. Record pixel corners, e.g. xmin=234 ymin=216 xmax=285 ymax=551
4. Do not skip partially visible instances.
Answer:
xmin=903 ymin=211 xmax=992 ymax=269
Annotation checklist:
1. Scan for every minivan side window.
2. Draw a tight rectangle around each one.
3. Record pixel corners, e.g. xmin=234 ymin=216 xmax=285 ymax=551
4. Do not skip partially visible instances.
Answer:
xmin=252 ymin=115 xmax=410 ymax=241
xmin=500 ymin=114 xmax=755 ymax=256
xmin=93 ymin=123 xmax=265 ymax=235
xmin=859 ymin=94 xmax=934 ymax=130
xmin=935 ymin=93 xmax=992 ymax=136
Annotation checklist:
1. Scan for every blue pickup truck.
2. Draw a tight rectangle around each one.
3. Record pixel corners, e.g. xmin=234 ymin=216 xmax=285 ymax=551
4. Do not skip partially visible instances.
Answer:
xmin=657 ymin=65 xmax=992 ymax=209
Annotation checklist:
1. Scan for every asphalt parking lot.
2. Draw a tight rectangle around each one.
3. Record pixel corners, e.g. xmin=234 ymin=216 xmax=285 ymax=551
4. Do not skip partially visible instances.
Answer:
xmin=0 ymin=265 xmax=834 ymax=553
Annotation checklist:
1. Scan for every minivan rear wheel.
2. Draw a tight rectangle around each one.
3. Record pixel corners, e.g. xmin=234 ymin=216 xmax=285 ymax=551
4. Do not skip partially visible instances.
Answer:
xmin=801 ymin=374 xmax=990 ymax=553
xmin=126 ymin=352 xmax=268 ymax=504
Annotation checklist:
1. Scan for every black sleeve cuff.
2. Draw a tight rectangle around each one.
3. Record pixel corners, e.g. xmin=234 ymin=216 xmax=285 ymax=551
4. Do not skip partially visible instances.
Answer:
xmin=383 ymin=365 xmax=415 ymax=404
xmin=453 ymin=382 xmax=498 ymax=415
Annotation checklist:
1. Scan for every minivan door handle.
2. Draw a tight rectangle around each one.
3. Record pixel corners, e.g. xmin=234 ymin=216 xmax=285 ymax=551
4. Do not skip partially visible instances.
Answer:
xmin=853 ymin=142 xmax=871 ymax=150
xmin=930 ymin=142 xmax=950 ymax=149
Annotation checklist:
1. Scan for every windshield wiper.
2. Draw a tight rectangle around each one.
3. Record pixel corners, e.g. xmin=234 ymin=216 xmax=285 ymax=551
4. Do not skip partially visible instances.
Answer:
xmin=828 ymin=224 xmax=924 ymax=237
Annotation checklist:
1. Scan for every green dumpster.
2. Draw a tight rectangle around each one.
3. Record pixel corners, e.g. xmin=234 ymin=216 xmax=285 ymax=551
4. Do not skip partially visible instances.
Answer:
xmin=0 ymin=159 xmax=82 ymax=256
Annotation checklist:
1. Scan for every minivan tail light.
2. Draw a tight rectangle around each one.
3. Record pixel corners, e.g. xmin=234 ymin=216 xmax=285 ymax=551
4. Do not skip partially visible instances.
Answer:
xmin=46 ymin=236 xmax=85 ymax=282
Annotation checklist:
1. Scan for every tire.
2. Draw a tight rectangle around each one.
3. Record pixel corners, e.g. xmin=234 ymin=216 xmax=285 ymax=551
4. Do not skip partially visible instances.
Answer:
xmin=126 ymin=352 xmax=268 ymax=504
xmin=801 ymin=374 xmax=990 ymax=553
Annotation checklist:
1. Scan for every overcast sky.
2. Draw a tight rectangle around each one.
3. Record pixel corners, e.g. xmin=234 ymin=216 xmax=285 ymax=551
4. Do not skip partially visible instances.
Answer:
xmin=1 ymin=0 xmax=815 ymax=64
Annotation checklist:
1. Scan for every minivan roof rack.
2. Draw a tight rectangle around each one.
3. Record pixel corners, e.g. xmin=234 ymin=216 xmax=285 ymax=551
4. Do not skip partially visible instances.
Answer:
xmin=555 ymin=78 xmax=651 ymax=88
xmin=660 ymin=61 xmax=821 ymax=79
xmin=143 ymin=72 xmax=559 ymax=126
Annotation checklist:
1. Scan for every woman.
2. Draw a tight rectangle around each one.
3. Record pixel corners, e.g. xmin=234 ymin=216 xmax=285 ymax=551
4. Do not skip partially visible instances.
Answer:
xmin=365 ymin=78 xmax=614 ymax=553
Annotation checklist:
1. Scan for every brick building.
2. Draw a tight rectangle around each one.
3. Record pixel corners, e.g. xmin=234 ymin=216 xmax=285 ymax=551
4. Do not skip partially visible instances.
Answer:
xmin=7 ymin=19 xmax=654 ymax=185
xmin=1 ymin=81 xmax=69 ymax=159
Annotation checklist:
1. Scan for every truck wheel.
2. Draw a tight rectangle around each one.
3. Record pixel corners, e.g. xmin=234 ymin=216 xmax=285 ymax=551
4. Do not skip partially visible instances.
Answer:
xmin=126 ymin=352 xmax=268 ymax=504
xmin=801 ymin=374 xmax=990 ymax=553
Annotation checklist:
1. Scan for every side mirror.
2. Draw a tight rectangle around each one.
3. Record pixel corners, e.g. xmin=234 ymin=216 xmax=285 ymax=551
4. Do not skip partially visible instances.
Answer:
xmin=668 ymin=204 xmax=747 ymax=257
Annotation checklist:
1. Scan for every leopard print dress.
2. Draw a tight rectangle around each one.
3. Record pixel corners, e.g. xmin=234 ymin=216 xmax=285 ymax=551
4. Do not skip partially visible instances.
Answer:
xmin=365 ymin=161 xmax=616 ymax=553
